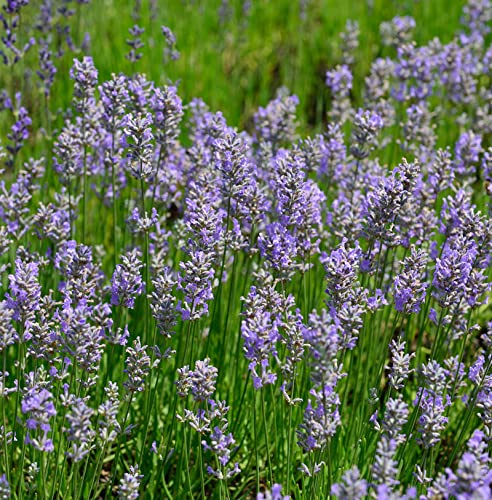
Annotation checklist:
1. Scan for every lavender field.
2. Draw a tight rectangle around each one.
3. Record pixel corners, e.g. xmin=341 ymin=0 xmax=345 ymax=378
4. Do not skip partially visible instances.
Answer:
xmin=0 ymin=0 xmax=492 ymax=498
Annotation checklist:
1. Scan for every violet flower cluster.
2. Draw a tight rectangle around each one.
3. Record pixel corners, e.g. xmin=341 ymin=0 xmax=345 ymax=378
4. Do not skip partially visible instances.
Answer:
xmin=0 ymin=1 xmax=491 ymax=498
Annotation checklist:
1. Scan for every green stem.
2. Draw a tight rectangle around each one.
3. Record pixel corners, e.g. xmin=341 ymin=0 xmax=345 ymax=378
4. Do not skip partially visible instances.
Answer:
xmin=197 ymin=429 xmax=206 ymax=499
xmin=261 ymin=390 xmax=273 ymax=487
xmin=253 ymin=392 xmax=260 ymax=494
xmin=111 ymin=120 xmax=118 ymax=268
xmin=82 ymin=122 xmax=88 ymax=243
xmin=139 ymin=369 xmax=161 ymax=466
xmin=183 ymin=427 xmax=193 ymax=499
xmin=1 ymin=348 xmax=9 ymax=484
xmin=108 ymin=394 xmax=134 ymax=495
xmin=86 ymin=442 xmax=107 ymax=500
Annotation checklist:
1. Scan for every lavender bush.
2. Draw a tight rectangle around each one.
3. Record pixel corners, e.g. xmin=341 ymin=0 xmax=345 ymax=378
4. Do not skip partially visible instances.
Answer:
xmin=0 ymin=0 xmax=491 ymax=498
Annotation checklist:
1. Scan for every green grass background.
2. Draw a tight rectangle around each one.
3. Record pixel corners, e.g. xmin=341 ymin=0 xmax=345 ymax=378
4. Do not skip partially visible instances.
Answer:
xmin=35 ymin=0 xmax=466 ymax=134
xmin=1 ymin=2 xmax=489 ymax=498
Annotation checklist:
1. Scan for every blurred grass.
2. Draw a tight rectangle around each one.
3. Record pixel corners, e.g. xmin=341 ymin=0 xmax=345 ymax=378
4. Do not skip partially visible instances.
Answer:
xmin=43 ymin=0 xmax=466 ymax=134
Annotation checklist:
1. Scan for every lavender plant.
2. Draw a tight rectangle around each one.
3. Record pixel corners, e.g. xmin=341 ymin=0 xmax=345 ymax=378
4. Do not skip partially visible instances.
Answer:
xmin=0 ymin=1 xmax=491 ymax=499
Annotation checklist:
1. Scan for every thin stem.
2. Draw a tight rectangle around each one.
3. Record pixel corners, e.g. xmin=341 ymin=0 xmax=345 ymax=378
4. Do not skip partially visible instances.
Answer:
xmin=253 ymin=392 xmax=260 ymax=493
xmin=108 ymin=394 xmax=134 ymax=495
xmin=197 ymin=431 xmax=206 ymax=499
xmin=111 ymin=117 xmax=118 ymax=268
xmin=139 ymin=369 xmax=161 ymax=466
xmin=1 ymin=348 xmax=10 ymax=483
xmin=182 ymin=427 xmax=194 ymax=499
xmin=86 ymin=442 xmax=107 ymax=500
xmin=82 ymin=119 xmax=88 ymax=243
xmin=261 ymin=390 xmax=273 ymax=487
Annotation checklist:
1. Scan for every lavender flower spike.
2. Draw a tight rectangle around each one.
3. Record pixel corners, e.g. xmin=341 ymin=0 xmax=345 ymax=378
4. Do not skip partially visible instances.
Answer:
xmin=111 ymin=248 xmax=144 ymax=308
xmin=331 ymin=466 xmax=368 ymax=499
xmin=118 ymin=465 xmax=143 ymax=500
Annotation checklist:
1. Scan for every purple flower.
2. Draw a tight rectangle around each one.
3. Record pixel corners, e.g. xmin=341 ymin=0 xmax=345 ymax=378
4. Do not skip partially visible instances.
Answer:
xmin=0 ymin=300 xmax=17 ymax=351
xmin=22 ymin=376 xmax=56 ymax=453
xmin=6 ymin=257 xmax=41 ymax=332
xmin=55 ymin=296 xmax=105 ymax=376
xmin=482 ymin=148 xmax=492 ymax=197
xmin=150 ymin=85 xmax=183 ymax=152
xmin=363 ymin=159 xmax=420 ymax=246
xmin=111 ymin=248 xmax=144 ymax=309
xmin=400 ymin=102 xmax=436 ymax=160
xmin=6 ymin=103 xmax=31 ymax=163
xmin=53 ymin=121 xmax=84 ymax=183
xmin=374 ymin=396 xmax=409 ymax=442
xmin=318 ymin=124 xmax=347 ymax=180
xmin=416 ymin=390 xmax=450 ymax=449
xmin=266 ymin=150 xmax=325 ymax=261
xmin=126 ymin=207 xmax=158 ymax=235
xmin=176 ymin=361 xmax=240 ymax=480
xmin=350 ymin=109 xmax=384 ymax=160
xmin=122 ymin=112 xmax=155 ymax=180
xmin=149 ymin=267 xmax=177 ymax=338
xmin=33 ymin=191 xmax=72 ymax=243
xmin=461 ymin=0 xmax=492 ymax=38
xmin=432 ymin=235 xmax=477 ymax=308
xmin=370 ymin=396 xmax=410 ymax=495
xmin=202 ymin=425 xmax=237 ymax=469
xmin=213 ymin=130 xmax=250 ymax=201
xmin=254 ymin=88 xmax=299 ymax=150
xmin=161 ymin=26 xmax=176 ymax=45
xmin=0 ymin=474 xmax=10 ymax=499
xmin=319 ymin=238 xmax=366 ymax=349
xmin=126 ymin=25 xmax=145 ymax=63
xmin=331 ymin=466 xmax=367 ymax=499
xmin=0 ymin=10 xmax=35 ymax=67
xmin=363 ymin=57 xmax=395 ymax=127
xmin=436 ymin=41 xmax=480 ymax=105
xmin=0 ymin=169 xmax=34 ymax=235
xmin=340 ymin=20 xmax=359 ymax=66
xmin=454 ymin=131 xmax=482 ymax=176
xmin=241 ymin=285 xmax=281 ymax=389
xmin=393 ymin=246 xmax=428 ymax=313
xmin=176 ymin=358 xmax=218 ymax=402
xmin=326 ymin=65 xmax=353 ymax=123
xmin=241 ymin=274 xmax=295 ymax=390
xmin=98 ymin=381 xmax=121 ymax=443
xmin=303 ymin=310 xmax=341 ymax=385
xmin=257 ymin=484 xmax=289 ymax=500
xmin=380 ymin=16 xmax=416 ymax=46
xmin=126 ymin=73 xmax=154 ymax=113
xmin=184 ymin=176 xmax=224 ymax=250
xmin=372 ymin=438 xmax=400 ymax=489
xmin=70 ymin=56 xmax=98 ymax=114
xmin=124 ymin=337 xmax=158 ymax=393
xmin=65 ymin=397 xmax=95 ymax=461
xmin=386 ymin=339 xmax=415 ymax=390
xmin=201 ymin=407 xmax=241 ymax=480
xmin=54 ymin=240 xmax=103 ymax=302
xmin=161 ymin=26 xmax=179 ymax=61
xmin=321 ymin=238 xmax=361 ymax=308
xmin=469 ymin=354 xmax=485 ymax=383
xmin=177 ymin=247 xmax=215 ymax=321
xmin=430 ymin=430 xmax=492 ymax=498
xmin=326 ymin=64 xmax=353 ymax=96
xmin=188 ymin=98 xmax=227 ymax=146
xmin=297 ymin=384 xmax=341 ymax=452
xmin=99 ymin=74 xmax=130 ymax=142
xmin=118 ymin=465 xmax=143 ymax=500
xmin=36 ymin=40 xmax=56 ymax=97
xmin=258 ymin=222 xmax=298 ymax=278
xmin=438 ymin=189 xmax=477 ymax=238
xmin=393 ymin=42 xmax=436 ymax=102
